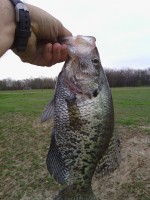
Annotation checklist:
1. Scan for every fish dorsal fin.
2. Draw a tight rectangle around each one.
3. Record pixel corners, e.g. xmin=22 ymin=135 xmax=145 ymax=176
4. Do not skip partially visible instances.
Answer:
xmin=46 ymin=134 xmax=69 ymax=184
xmin=41 ymin=98 xmax=55 ymax=123
xmin=94 ymin=129 xmax=121 ymax=178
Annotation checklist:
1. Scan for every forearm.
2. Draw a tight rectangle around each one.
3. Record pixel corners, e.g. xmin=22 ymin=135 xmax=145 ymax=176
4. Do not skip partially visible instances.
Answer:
xmin=0 ymin=0 xmax=16 ymax=57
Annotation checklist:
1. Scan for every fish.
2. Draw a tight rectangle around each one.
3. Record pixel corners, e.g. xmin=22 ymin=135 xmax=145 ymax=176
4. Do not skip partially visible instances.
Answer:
xmin=41 ymin=35 xmax=121 ymax=200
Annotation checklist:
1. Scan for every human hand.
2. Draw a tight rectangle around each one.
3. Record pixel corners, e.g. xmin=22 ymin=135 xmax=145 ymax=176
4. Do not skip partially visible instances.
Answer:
xmin=12 ymin=4 xmax=72 ymax=66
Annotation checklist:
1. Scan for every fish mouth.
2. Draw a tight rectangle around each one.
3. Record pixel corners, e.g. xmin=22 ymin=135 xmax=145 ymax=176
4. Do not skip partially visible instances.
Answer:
xmin=64 ymin=76 xmax=85 ymax=95
xmin=64 ymin=75 xmax=99 ymax=99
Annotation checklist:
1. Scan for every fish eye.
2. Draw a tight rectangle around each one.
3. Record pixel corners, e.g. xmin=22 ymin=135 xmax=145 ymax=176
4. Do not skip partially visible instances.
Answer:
xmin=92 ymin=58 xmax=100 ymax=64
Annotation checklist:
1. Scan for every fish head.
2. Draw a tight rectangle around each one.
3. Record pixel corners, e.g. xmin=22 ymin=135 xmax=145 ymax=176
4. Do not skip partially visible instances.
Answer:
xmin=62 ymin=35 xmax=102 ymax=98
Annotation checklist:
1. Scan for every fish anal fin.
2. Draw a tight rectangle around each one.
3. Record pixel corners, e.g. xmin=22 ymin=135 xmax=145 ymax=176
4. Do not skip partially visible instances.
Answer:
xmin=94 ymin=129 xmax=121 ymax=178
xmin=41 ymin=98 xmax=55 ymax=123
xmin=46 ymin=134 xmax=69 ymax=184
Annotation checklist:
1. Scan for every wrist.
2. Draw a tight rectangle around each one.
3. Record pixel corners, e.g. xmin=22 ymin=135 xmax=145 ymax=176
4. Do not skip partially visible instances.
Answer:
xmin=9 ymin=0 xmax=31 ymax=51
xmin=0 ymin=0 xmax=16 ymax=55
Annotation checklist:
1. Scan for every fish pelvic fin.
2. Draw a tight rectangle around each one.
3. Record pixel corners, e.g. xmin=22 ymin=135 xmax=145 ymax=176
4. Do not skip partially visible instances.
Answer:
xmin=53 ymin=186 xmax=97 ymax=200
xmin=94 ymin=129 xmax=121 ymax=178
xmin=41 ymin=98 xmax=55 ymax=122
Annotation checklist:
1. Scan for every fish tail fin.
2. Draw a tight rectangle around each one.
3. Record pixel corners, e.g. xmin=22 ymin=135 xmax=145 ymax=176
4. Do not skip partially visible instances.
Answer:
xmin=54 ymin=186 xmax=97 ymax=200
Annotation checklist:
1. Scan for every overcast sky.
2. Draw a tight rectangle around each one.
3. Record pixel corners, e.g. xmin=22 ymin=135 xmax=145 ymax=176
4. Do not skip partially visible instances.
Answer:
xmin=0 ymin=0 xmax=150 ymax=80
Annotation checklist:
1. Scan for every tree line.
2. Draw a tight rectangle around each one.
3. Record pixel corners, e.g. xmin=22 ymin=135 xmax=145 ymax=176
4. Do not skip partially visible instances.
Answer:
xmin=0 ymin=77 xmax=56 ymax=91
xmin=0 ymin=68 xmax=149 ymax=91
xmin=105 ymin=68 xmax=150 ymax=87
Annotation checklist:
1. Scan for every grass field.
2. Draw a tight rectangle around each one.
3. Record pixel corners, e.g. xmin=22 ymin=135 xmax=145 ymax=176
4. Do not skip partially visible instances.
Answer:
xmin=0 ymin=87 xmax=150 ymax=200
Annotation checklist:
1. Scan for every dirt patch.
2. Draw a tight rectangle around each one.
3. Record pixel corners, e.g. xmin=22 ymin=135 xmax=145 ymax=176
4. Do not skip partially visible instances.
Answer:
xmin=93 ymin=126 xmax=150 ymax=200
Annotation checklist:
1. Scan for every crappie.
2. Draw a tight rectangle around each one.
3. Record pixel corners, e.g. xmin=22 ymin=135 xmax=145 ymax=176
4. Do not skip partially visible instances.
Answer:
xmin=41 ymin=35 xmax=121 ymax=200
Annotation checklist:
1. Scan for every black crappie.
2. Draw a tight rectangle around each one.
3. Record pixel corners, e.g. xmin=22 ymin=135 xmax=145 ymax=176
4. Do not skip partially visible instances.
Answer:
xmin=41 ymin=35 xmax=121 ymax=200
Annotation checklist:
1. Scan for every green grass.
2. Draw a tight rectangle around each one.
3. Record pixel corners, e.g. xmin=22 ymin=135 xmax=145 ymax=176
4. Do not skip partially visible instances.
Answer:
xmin=112 ymin=87 xmax=150 ymax=127
xmin=0 ymin=87 xmax=149 ymax=126
xmin=0 ymin=89 xmax=54 ymax=115
xmin=0 ymin=89 xmax=57 ymax=200
xmin=0 ymin=87 xmax=150 ymax=200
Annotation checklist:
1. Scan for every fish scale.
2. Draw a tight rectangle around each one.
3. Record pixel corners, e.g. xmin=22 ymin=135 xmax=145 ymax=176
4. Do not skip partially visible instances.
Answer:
xmin=41 ymin=35 xmax=121 ymax=199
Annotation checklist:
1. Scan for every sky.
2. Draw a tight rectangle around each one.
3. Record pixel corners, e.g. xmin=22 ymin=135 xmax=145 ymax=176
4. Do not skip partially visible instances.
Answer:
xmin=0 ymin=0 xmax=150 ymax=80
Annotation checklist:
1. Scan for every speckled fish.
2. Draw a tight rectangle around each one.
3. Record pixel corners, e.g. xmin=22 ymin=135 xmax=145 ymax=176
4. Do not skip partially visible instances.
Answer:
xmin=41 ymin=35 xmax=121 ymax=200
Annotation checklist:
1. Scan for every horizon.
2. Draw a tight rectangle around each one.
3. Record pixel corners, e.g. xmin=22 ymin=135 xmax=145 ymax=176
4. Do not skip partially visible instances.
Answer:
xmin=0 ymin=67 xmax=149 ymax=81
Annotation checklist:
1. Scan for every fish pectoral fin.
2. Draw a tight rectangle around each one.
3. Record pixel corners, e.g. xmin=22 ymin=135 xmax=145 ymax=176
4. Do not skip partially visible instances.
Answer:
xmin=94 ymin=129 xmax=121 ymax=178
xmin=41 ymin=98 xmax=55 ymax=123
xmin=47 ymin=134 xmax=69 ymax=184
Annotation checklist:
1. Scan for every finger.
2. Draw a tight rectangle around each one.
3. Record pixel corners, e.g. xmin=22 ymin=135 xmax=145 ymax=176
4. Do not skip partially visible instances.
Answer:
xmin=51 ymin=43 xmax=62 ymax=65
xmin=42 ymin=43 xmax=54 ymax=66
xmin=27 ymin=43 xmax=53 ymax=66
xmin=43 ymin=43 xmax=68 ymax=66
xmin=57 ymin=24 xmax=72 ymax=38
xmin=59 ymin=44 xmax=68 ymax=62
xmin=31 ymin=42 xmax=53 ymax=66
xmin=61 ymin=27 xmax=72 ymax=37
xmin=52 ymin=44 xmax=69 ymax=64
